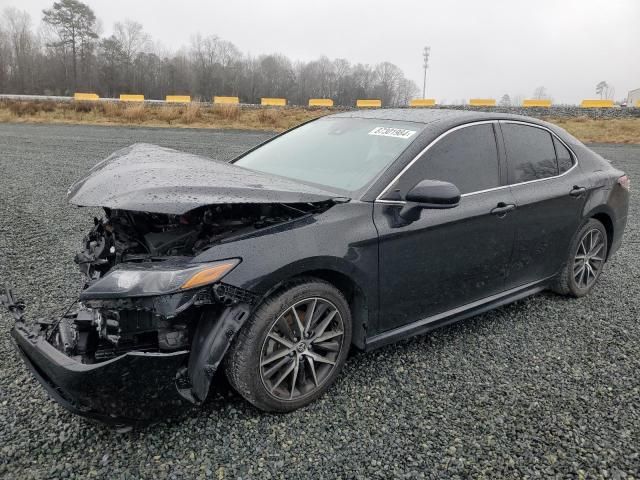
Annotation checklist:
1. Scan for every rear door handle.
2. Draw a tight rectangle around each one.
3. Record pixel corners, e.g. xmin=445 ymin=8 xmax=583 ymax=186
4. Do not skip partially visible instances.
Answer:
xmin=570 ymin=186 xmax=587 ymax=197
xmin=490 ymin=202 xmax=516 ymax=217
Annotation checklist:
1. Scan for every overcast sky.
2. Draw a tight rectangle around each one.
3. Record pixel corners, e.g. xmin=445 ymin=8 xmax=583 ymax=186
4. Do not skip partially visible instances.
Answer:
xmin=5 ymin=0 xmax=639 ymax=104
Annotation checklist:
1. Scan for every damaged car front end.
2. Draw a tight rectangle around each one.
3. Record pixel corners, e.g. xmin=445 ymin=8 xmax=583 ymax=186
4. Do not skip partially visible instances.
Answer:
xmin=2 ymin=143 xmax=340 ymax=423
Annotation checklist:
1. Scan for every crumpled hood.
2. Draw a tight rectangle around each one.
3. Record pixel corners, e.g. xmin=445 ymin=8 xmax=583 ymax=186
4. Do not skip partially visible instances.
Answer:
xmin=67 ymin=143 xmax=341 ymax=214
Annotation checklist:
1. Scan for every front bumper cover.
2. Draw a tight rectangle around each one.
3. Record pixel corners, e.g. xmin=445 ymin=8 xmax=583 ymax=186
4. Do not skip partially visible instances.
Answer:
xmin=11 ymin=321 xmax=191 ymax=423
xmin=4 ymin=284 xmax=253 ymax=424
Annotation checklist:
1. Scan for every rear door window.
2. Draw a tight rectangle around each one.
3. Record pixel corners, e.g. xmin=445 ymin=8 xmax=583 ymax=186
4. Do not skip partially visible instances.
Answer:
xmin=385 ymin=123 xmax=500 ymax=197
xmin=502 ymin=124 xmax=558 ymax=183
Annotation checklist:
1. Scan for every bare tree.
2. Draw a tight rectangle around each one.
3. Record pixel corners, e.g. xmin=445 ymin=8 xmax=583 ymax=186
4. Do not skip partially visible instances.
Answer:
xmin=114 ymin=20 xmax=149 ymax=63
xmin=533 ymin=86 xmax=550 ymax=100
xmin=499 ymin=93 xmax=511 ymax=106
xmin=112 ymin=20 xmax=151 ymax=92
xmin=374 ymin=61 xmax=403 ymax=105
xmin=396 ymin=77 xmax=419 ymax=106
xmin=2 ymin=8 xmax=40 ymax=93
xmin=596 ymin=81 xmax=614 ymax=100
xmin=596 ymin=81 xmax=608 ymax=99
xmin=0 ymin=23 xmax=8 ymax=91
xmin=97 ymin=35 xmax=123 ymax=96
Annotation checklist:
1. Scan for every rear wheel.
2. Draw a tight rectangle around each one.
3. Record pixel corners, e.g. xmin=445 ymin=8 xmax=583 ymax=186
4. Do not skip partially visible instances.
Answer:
xmin=225 ymin=278 xmax=352 ymax=412
xmin=552 ymin=218 xmax=608 ymax=297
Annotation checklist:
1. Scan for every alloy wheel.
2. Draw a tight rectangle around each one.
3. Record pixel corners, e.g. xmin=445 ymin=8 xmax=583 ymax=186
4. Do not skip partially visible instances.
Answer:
xmin=573 ymin=228 xmax=606 ymax=289
xmin=259 ymin=297 xmax=345 ymax=401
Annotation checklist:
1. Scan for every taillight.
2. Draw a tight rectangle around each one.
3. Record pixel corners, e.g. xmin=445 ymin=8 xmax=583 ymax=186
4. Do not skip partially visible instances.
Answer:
xmin=618 ymin=175 xmax=631 ymax=191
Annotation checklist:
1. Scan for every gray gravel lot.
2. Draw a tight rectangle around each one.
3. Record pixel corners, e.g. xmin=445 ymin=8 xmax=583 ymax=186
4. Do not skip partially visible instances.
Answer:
xmin=0 ymin=123 xmax=639 ymax=479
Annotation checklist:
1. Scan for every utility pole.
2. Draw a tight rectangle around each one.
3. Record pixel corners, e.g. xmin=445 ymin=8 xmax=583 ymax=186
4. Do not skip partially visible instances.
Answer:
xmin=422 ymin=46 xmax=430 ymax=99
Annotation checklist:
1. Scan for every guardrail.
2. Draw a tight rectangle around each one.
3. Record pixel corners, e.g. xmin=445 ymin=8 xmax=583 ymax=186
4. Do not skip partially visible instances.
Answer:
xmin=0 ymin=93 xmax=634 ymax=109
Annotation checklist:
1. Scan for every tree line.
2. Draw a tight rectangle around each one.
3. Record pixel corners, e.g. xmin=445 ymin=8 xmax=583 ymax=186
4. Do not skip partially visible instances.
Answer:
xmin=0 ymin=0 xmax=419 ymax=106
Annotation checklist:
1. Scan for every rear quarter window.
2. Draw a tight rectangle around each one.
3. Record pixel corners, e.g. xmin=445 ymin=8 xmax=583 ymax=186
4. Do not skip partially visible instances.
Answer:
xmin=553 ymin=136 xmax=574 ymax=174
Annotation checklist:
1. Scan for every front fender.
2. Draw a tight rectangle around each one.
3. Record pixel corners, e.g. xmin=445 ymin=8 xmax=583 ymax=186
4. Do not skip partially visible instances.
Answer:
xmin=191 ymin=202 xmax=378 ymax=334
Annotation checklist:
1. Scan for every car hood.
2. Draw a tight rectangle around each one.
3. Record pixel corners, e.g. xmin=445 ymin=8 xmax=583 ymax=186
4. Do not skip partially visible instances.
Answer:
xmin=67 ymin=143 xmax=342 ymax=214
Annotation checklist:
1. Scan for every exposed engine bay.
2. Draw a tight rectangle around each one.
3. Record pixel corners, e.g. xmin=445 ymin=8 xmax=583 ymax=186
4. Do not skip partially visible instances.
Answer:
xmin=74 ymin=203 xmax=324 ymax=281
xmin=47 ymin=202 xmax=329 ymax=365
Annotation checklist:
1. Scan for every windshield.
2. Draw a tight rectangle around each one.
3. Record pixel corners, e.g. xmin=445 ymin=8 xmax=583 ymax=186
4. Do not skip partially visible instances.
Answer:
xmin=234 ymin=117 xmax=424 ymax=192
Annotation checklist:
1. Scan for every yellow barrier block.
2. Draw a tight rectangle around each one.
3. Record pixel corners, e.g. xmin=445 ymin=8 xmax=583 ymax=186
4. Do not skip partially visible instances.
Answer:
xmin=580 ymin=99 xmax=614 ymax=108
xmin=356 ymin=99 xmax=382 ymax=108
xmin=636 ymin=100 xmax=640 ymax=108
xmin=523 ymin=99 xmax=552 ymax=107
xmin=261 ymin=98 xmax=287 ymax=106
xmin=580 ymin=99 xmax=613 ymax=108
xmin=120 ymin=94 xmax=144 ymax=102
xmin=166 ymin=95 xmax=191 ymax=103
xmin=469 ymin=98 xmax=496 ymax=107
xmin=308 ymin=98 xmax=334 ymax=107
xmin=214 ymin=96 xmax=240 ymax=105
xmin=409 ymin=98 xmax=436 ymax=107
xmin=74 ymin=92 xmax=99 ymax=101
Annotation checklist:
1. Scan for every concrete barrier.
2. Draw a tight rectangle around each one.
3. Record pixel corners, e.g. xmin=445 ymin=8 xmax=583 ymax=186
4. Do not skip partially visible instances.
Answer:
xmin=469 ymin=98 xmax=496 ymax=107
xmin=73 ymin=93 xmax=99 ymax=101
xmin=166 ymin=95 xmax=191 ymax=103
xmin=523 ymin=99 xmax=552 ymax=107
xmin=261 ymin=98 xmax=287 ymax=106
xmin=214 ymin=96 xmax=240 ymax=105
xmin=356 ymin=99 xmax=382 ymax=108
xmin=581 ymin=99 xmax=614 ymax=108
xmin=308 ymin=98 xmax=334 ymax=107
xmin=120 ymin=94 xmax=144 ymax=102
xmin=410 ymin=99 xmax=436 ymax=107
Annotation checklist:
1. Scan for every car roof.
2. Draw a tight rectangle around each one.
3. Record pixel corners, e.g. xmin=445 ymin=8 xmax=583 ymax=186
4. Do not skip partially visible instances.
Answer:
xmin=329 ymin=107 xmax=545 ymax=128
xmin=327 ymin=108 xmax=579 ymax=146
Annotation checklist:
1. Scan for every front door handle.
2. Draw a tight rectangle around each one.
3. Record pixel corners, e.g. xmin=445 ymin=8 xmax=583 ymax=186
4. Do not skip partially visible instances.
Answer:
xmin=490 ymin=202 xmax=516 ymax=217
xmin=570 ymin=186 xmax=587 ymax=198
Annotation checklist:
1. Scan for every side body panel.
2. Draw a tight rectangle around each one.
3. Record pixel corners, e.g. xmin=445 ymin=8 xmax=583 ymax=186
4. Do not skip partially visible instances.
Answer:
xmin=505 ymin=172 xmax=590 ymax=285
xmin=373 ymin=192 xmax=516 ymax=334
xmin=498 ymin=122 xmax=593 ymax=287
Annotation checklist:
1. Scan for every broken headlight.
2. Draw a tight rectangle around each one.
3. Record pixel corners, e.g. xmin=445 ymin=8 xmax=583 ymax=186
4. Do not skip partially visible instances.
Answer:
xmin=80 ymin=259 xmax=241 ymax=298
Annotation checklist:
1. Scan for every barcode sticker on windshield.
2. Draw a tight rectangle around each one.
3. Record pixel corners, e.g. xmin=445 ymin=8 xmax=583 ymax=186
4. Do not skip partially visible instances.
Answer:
xmin=368 ymin=127 xmax=416 ymax=139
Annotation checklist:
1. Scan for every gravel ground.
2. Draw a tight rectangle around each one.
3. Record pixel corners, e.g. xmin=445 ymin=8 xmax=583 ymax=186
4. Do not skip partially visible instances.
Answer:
xmin=0 ymin=124 xmax=639 ymax=479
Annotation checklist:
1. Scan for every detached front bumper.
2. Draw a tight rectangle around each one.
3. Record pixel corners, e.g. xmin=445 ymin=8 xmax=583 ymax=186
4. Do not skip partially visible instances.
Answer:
xmin=4 ymin=283 xmax=253 ymax=424
xmin=11 ymin=322 xmax=191 ymax=423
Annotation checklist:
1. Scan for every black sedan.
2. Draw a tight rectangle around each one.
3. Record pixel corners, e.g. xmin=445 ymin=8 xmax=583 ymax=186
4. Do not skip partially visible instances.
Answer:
xmin=2 ymin=109 xmax=629 ymax=422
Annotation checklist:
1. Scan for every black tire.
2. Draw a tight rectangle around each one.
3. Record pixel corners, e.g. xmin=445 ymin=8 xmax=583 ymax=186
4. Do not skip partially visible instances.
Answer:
xmin=224 ymin=278 xmax=352 ymax=412
xmin=551 ymin=218 xmax=608 ymax=297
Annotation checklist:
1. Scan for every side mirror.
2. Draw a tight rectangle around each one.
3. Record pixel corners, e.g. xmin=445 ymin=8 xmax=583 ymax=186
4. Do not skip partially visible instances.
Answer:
xmin=399 ymin=179 xmax=461 ymax=221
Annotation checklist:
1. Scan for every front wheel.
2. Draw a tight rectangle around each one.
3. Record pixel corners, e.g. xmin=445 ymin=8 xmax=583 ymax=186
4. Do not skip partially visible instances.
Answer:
xmin=224 ymin=278 xmax=352 ymax=412
xmin=552 ymin=218 xmax=608 ymax=297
